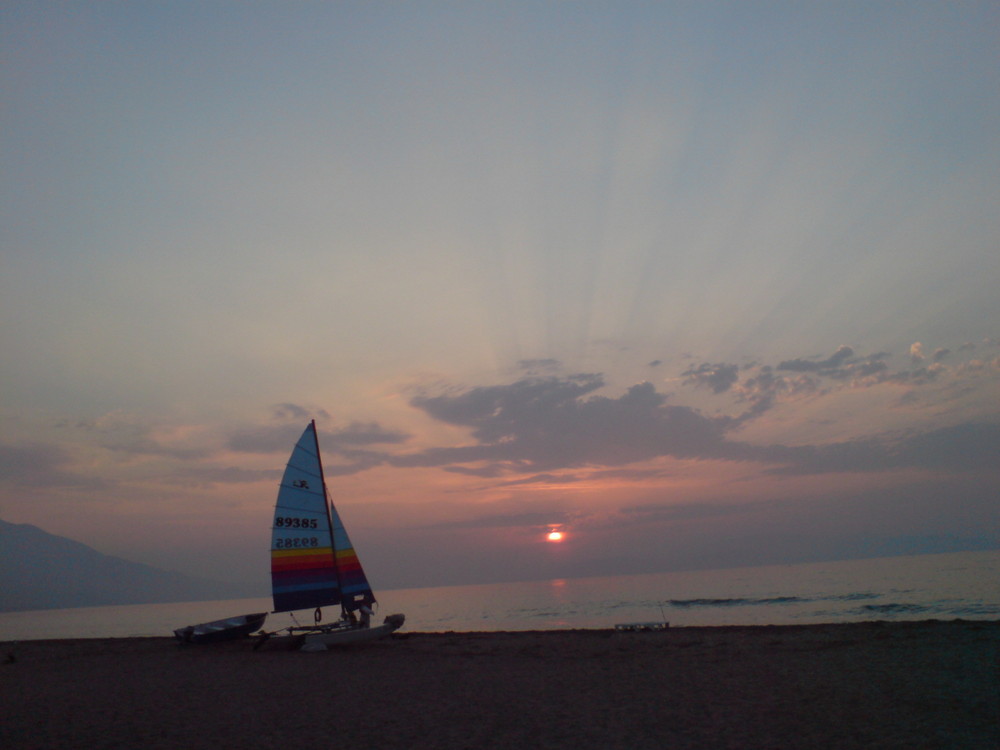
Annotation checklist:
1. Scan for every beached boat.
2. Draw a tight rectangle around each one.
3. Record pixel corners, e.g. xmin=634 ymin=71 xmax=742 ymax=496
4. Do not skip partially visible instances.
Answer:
xmin=173 ymin=612 xmax=268 ymax=644
xmin=258 ymin=420 xmax=404 ymax=650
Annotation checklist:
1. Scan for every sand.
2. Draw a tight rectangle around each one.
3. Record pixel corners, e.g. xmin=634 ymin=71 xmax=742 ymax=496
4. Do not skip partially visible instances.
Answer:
xmin=1 ymin=620 xmax=997 ymax=749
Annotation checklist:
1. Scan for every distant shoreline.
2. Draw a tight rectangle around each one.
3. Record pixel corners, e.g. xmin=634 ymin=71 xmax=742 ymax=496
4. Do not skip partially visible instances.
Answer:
xmin=2 ymin=620 xmax=996 ymax=749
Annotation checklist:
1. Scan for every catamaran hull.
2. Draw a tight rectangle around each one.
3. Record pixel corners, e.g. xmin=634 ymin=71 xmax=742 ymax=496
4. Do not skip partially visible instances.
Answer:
xmin=301 ymin=613 xmax=405 ymax=649
xmin=173 ymin=612 xmax=268 ymax=644
xmin=257 ymin=613 xmax=405 ymax=651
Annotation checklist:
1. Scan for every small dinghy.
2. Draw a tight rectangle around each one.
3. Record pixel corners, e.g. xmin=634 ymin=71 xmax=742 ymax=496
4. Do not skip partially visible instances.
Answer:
xmin=173 ymin=612 xmax=268 ymax=644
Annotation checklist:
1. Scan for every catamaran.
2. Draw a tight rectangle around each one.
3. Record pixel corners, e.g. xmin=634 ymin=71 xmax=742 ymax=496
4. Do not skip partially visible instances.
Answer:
xmin=258 ymin=420 xmax=404 ymax=650
xmin=175 ymin=420 xmax=403 ymax=648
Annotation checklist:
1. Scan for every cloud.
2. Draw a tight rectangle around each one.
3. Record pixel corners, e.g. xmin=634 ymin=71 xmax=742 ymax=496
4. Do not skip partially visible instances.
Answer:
xmin=884 ymin=362 xmax=946 ymax=386
xmin=271 ymin=403 xmax=313 ymax=420
xmin=890 ymin=423 xmax=1000 ymax=473
xmin=493 ymin=467 xmax=668 ymax=488
xmin=766 ymin=422 xmax=1000 ymax=476
xmin=722 ymin=341 xmax=990 ymax=395
xmin=396 ymin=368 xmax=1000 ymax=479
xmin=226 ymin=417 xmax=410 ymax=478
xmin=0 ymin=443 xmax=111 ymax=490
xmin=411 ymin=373 xmax=605 ymax=441
xmin=229 ymin=421 xmax=409 ymax=454
xmin=215 ymin=340 xmax=1000 ymax=482
xmin=227 ymin=423 xmax=309 ymax=453
xmin=424 ymin=510 xmax=572 ymax=530
xmin=778 ymin=345 xmax=855 ymax=373
xmin=329 ymin=422 xmax=410 ymax=447
xmin=57 ymin=414 xmax=213 ymax=461
xmin=844 ymin=358 xmax=891 ymax=380
xmin=682 ymin=362 xmax=740 ymax=393
xmin=271 ymin=403 xmax=334 ymax=421
xmin=396 ymin=375 xmax=750 ymax=475
xmin=733 ymin=366 xmax=821 ymax=414
xmin=620 ymin=501 xmax=765 ymax=523
xmin=762 ymin=346 xmax=892 ymax=386
xmin=0 ymin=443 xmax=66 ymax=486
xmin=957 ymin=357 xmax=1000 ymax=375
xmin=159 ymin=466 xmax=281 ymax=487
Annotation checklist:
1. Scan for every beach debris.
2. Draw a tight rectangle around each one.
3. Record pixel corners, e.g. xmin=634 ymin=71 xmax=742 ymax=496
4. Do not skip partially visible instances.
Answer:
xmin=614 ymin=622 xmax=670 ymax=631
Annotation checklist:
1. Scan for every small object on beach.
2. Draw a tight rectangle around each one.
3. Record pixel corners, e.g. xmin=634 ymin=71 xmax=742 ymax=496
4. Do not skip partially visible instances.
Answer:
xmin=615 ymin=622 xmax=670 ymax=631
xmin=173 ymin=612 xmax=268 ymax=644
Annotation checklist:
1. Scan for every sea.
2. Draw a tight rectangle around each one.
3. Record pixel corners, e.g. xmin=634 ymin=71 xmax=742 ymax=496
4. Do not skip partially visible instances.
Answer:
xmin=1 ymin=549 xmax=997 ymax=641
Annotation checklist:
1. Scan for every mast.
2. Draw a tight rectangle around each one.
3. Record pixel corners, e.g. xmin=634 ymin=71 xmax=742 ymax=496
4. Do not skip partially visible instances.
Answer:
xmin=310 ymin=419 xmax=348 ymax=620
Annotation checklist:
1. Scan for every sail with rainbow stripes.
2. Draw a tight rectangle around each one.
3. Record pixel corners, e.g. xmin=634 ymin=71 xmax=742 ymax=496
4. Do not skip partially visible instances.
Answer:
xmin=270 ymin=421 xmax=375 ymax=614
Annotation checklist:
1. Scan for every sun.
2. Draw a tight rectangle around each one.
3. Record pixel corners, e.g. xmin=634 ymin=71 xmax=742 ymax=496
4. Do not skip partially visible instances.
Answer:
xmin=546 ymin=530 xmax=564 ymax=542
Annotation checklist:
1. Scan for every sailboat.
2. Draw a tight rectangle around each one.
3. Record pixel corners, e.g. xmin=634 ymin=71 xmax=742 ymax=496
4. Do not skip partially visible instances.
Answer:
xmin=260 ymin=420 xmax=404 ymax=650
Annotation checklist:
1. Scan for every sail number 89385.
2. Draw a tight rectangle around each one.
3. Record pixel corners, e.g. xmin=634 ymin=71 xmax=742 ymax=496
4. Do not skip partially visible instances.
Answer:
xmin=275 ymin=517 xmax=318 ymax=529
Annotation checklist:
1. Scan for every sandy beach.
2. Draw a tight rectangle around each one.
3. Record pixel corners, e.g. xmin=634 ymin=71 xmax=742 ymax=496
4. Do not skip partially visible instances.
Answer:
xmin=1 ymin=620 xmax=996 ymax=749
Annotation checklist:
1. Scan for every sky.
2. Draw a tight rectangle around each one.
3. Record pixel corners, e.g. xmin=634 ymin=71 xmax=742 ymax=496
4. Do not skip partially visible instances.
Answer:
xmin=2 ymin=2 xmax=999 ymax=594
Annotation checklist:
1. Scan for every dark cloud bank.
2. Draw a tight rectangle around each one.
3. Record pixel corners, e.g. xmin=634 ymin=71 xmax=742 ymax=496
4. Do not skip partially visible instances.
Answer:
xmin=6 ymin=344 xmax=995 ymax=494
xmin=352 ymin=369 xmax=999 ymax=480
xmin=241 ymin=343 xmax=999 ymax=484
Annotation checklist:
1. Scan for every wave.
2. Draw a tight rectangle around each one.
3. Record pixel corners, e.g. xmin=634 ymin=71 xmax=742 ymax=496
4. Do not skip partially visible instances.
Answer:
xmin=667 ymin=592 xmax=883 ymax=609
xmin=855 ymin=601 xmax=1000 ymax=617
xmin=858 ymin=603 xmax=930 ymax=615
xmin=830 ymin=592 xmax=880 ymax=601
xmin=668 ymin=596 xmax=805 ymax=608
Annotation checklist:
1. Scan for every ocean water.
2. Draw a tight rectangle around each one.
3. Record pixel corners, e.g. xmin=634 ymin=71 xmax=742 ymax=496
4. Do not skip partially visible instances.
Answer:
xmin=1 ymin=549 xmax=997 ymax=641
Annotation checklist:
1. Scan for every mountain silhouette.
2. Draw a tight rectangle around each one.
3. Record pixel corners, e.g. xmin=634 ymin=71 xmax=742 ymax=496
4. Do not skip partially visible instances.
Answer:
xmin=0 ymin=518 xmax=257 ymax=612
